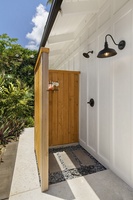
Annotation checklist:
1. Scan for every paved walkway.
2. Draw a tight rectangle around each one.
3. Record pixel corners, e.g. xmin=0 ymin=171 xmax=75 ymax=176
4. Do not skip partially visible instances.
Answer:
xmin=0 ymin=141 xmax=18 ymax=200
xmin=9 ymin=128 xmax=100 ymax=200
xmin=9 ymin=128 xmax=133 ymax=200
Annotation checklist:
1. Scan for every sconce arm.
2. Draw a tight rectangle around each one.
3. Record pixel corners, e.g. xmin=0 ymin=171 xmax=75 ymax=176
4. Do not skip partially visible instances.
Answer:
xmin=87 ymin=51 xmax=93 ymax=54
xmin=105 ymin=34 xmax=118 ymax=46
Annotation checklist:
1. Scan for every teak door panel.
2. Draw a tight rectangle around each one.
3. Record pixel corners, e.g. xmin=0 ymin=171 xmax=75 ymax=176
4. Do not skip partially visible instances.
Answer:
xmin=49 ymin=70 xmax=80 ymax=146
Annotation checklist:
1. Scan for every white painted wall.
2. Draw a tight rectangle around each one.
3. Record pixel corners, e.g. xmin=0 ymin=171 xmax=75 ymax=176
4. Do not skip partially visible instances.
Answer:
xmin=52 ymin=0 xmax=133 ymax=188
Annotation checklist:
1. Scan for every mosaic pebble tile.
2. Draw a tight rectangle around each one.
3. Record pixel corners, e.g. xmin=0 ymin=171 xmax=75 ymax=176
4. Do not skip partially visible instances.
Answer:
xmin=49 ymin=145 xmax=106 ymax=185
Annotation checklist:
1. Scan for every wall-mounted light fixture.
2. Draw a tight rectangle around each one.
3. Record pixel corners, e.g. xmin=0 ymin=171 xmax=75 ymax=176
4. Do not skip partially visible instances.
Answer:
xmin=97 ymin=34 xmax=126 ymax=58
xmin=83 ymin=51 xmax=93 ymax=58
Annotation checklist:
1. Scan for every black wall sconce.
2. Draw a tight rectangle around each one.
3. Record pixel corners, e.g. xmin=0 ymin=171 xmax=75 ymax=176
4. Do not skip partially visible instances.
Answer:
xmin=83 ymin=51 xmax=93 ymax=58
xmin=97 ymin=34 xmax=126 ymax=58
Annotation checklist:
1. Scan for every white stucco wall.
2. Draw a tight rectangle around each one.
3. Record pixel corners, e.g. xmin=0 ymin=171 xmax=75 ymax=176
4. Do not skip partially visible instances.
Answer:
xmin=51 ymin=0 xmax=133 ymax=188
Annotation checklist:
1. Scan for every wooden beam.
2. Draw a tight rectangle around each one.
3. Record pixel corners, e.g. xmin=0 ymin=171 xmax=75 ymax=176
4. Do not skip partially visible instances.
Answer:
xmin=40 ymin=49 xmax=49 ymax=192
xmin=35 ymin=47 xmax=49 ymax=192
xmin=34 ymin=47 xmax=49 ymax=72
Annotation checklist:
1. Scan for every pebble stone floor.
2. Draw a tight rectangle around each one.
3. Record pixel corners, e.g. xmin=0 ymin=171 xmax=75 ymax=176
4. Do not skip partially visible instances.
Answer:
xmin=49 ymin=145 xmax=106 ymax=185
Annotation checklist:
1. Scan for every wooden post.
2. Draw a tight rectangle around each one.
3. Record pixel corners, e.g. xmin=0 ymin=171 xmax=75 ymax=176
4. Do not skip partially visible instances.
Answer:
xmin=34 ymin=47 xmax=49 ymax=192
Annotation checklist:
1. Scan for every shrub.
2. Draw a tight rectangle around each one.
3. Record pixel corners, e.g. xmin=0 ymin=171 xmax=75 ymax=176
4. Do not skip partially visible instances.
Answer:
xmin=0 ymin=75 xmax=34 ymax=145
xmin=24 ymin=116 xmax=34 ymax=128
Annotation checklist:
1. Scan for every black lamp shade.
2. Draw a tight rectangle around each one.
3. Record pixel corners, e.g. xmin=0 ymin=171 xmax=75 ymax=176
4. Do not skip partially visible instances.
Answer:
xmin=97 ymin=34 xmax=126 ymax=58
xmin=97 ymin=47 xmax=117 ymax=58
xmin=97 ymin=41 xmax=117 ymax=58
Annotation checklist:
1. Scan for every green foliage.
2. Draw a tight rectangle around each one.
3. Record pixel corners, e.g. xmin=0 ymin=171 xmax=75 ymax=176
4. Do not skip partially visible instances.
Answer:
xmin=24 ymin=116 xmax=34 ymax=127
xmin=0 ymin=116 xmax=25 ymax=145
xmin=0 ymin=78 xmax=33 ymax=118
xmin=46 ymin=0 xmax=53 ymax=5
xmin=0 ymin=34 xmax=37 ymax=145
xmin=0 ymin=34 xmax=37 ymax=87
xmin=0 ymin=75 xmax=34 ymax=144
xmin=0 ymin=34 xmax=23 ymax=73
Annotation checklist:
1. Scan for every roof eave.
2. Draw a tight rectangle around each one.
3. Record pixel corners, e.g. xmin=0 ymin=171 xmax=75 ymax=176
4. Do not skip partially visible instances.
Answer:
xmin=38 ymin=0 xmax=63 ymax=52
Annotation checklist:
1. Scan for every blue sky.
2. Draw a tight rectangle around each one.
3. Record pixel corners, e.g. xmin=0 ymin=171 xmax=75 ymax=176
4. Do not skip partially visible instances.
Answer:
xmin=0 ymin=0 xmax=50 ymax=49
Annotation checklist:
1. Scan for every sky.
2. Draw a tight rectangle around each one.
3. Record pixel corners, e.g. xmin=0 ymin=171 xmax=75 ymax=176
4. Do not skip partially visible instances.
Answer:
xmin=0 ymin=0 xmax=50 ymax=50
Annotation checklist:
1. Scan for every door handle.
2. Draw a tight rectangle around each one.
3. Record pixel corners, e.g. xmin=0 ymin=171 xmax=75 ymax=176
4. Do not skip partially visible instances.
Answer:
xmin=87 ymin=98 xmax=95 ymax=107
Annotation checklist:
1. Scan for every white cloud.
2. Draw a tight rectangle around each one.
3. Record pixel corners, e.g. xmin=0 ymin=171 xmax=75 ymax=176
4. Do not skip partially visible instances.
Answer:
xmin=25 ymin=4 xmax=49 ymax=50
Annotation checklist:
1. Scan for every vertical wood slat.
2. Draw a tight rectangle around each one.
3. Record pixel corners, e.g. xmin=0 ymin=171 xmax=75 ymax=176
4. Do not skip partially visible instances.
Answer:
xmin=74 ymin=74 xmax=79 ymax=142
xmin=57 ymin=72 xmax=64 ymax=145
xmin=63 ymin=73 xmax=69 ymax=144
xmin=49 ymin=72 xmax=58 ymax=146
xmin=68 ymin=73 xmax=75 ymax=143
xmin=49 ymin=73 xmax=52 ymax=146
xmin=34 ymin=47 xmax=49 ymax=192
xmin=49 ymin=70 xmax=80 ymax=146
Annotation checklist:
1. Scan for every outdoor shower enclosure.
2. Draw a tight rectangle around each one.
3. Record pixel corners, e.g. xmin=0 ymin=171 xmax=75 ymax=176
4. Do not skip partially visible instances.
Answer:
xmin=34 ymin=48 xmax=80 ymax=191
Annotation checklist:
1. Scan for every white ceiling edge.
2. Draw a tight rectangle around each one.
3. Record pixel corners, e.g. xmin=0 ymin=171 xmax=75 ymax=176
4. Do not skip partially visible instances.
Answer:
xmin=46 ymin=0 xmax=108 ymax=69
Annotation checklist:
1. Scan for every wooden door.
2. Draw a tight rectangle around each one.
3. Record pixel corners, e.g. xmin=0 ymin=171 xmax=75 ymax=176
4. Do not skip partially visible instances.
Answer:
xmin=49 ymin=70 xmax=80 ymax=146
